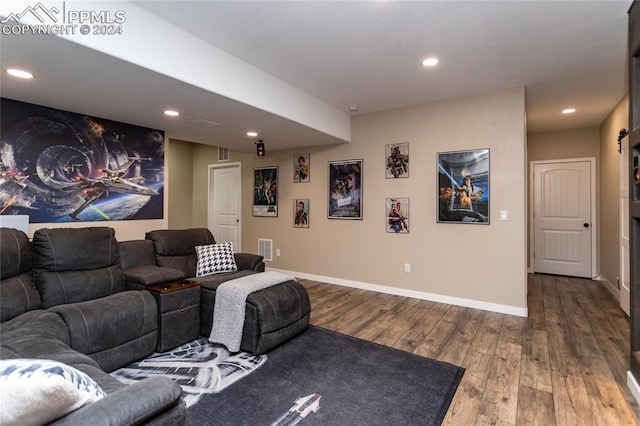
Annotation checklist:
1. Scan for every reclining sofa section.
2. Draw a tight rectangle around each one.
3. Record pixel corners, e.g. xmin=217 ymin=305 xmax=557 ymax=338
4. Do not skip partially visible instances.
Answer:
xmin=0 ymin=227 xmax=186 ymax=425
xmin=145 ymin=228 xmax=311 ymax=355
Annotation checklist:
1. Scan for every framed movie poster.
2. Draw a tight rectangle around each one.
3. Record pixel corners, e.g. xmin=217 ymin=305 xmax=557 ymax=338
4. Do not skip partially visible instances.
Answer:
xmin=293 ymin=198 xmax=309 ymax=228
xmin=437 ymin=148 xmax=489 ymax=224
xmin=293 ymin=153 xmax=310 ymax=183
xmin=385 ymin=142 xmax=409 ymax=178
xmin=328 ymin=159 xmax=362 ymax=219
xmin=253 ymin=166 xmax=278 ymax=217
xmin=386 ymin=198 xmax=409 ymax=233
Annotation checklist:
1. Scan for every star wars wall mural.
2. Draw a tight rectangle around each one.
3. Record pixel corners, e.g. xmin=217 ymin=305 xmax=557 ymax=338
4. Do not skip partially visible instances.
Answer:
xmin=0 ymin=98 xmax=164 ymax=223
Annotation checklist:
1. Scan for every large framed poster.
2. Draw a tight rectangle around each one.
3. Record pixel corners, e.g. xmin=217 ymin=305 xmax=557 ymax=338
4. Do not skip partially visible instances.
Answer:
xmin=0 ymin=98 xmax=164 ymax=223
xmin=253 ymin=166 xmax=278 ymax=217
xmin=328 ymin=159 xmax=362 ymax=219
xmin=437 ymin=148 xmax=490 ymax=224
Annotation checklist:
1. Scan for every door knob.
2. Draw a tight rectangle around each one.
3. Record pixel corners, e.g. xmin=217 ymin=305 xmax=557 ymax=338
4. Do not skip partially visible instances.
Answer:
xmin=583 ymin=223 xmax=590 ymax=228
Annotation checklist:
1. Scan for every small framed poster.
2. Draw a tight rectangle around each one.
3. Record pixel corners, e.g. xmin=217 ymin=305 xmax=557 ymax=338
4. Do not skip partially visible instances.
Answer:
xmin=386 ymin=198 xmax=409 ymax=233
xmin=293 ymin=153 xmax=310 ymax=183
xmin=253 ymin=166 xmax=278 ymax=217
xmin=328 ymin=159 xmax=362 ymax=219
xmin=385 ymin=142 xmax=409 ymax=178
xmin=293 ymin=198 xmax=309 ymax=228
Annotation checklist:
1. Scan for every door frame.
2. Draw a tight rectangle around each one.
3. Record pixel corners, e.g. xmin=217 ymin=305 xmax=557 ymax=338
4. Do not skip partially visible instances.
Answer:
xmin=529 ymin=157 xmax=597 ymax=278
xmin=208 ymin=162 xmax=242 ymax=252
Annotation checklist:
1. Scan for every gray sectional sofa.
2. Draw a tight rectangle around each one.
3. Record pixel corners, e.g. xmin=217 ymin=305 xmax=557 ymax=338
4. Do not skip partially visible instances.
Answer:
xmin=0 ymin=226 xmax=311 ymax=425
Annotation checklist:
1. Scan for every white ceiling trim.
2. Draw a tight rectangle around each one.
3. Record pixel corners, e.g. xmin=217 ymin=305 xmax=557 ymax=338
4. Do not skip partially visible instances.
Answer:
xmin=0 ymin=0 xmax=351 ymax=143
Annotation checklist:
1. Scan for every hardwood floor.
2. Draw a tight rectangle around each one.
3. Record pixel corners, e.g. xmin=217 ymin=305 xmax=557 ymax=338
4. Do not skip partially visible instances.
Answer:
xmin=300 ymin=274 xmax=640 ymax=425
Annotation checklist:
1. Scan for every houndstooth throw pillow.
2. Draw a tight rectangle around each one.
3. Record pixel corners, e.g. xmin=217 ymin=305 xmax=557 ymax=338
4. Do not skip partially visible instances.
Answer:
xmin=195 ymin=242 xmax=238 ymax=276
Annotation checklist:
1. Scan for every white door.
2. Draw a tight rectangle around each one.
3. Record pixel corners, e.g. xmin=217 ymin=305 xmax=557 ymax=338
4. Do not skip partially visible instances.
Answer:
xmin=208 ymin=163 xmax=241 ymax=251
xmin=533 ymin=160 xmax=593 ymax=278
xmin=621 ymin=136 xmax=631 ymax=315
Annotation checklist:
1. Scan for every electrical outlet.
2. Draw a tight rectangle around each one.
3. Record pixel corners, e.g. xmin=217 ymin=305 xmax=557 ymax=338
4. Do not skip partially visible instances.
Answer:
xmin=404 ymin=263 xmax=411 ymax=273
xmin=276 ymin=248 xmax=281 ymax=257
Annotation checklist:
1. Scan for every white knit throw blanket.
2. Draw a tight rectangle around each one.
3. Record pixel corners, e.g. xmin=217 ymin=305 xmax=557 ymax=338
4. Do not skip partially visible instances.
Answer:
xmin=209 ymin=271 xmax=295 ymax=352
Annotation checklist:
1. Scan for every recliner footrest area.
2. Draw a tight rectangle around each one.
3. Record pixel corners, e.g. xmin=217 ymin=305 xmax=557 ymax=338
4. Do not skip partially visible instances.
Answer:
xmin=200 ymin=278 xmax=310 ymax=355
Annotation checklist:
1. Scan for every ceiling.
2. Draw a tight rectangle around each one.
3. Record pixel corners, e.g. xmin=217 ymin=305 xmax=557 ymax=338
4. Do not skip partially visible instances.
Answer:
xmin=0 ymin=1 xmax=631 ymax=153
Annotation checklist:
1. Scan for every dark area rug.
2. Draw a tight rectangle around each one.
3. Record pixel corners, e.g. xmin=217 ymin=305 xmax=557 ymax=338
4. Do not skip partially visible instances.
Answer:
xmin=187 ymin=326 xmax=464 ymax=426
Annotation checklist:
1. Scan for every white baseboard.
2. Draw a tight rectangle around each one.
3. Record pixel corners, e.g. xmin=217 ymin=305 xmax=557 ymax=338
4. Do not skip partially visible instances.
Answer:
xmin=628 ymin=371 xmax=640 ymax=405
xmin=269 ymin=268 xmax=528 ymax=317
xmin=595 ymin=275 xmax=620 ymax=300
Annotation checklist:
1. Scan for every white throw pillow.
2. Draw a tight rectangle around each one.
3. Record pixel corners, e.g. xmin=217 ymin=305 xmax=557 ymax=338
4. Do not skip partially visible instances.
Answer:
xmin=0 ymin=358 xmax=107 ymax=426
xmin=195 ymin=242 xmax=238 ymax=277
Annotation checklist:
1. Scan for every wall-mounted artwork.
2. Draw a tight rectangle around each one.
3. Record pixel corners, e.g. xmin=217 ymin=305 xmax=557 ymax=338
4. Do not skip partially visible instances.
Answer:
xmin=386 ymin=198 xmax=409 ymax=233
xmin=253 ymin=166 xmax=278 ymax=217
xmin=385 ymin=142 xmax=409 ymax=178
xmin=0 ymin=98 xmax=164 ymax=223
xmin=328 ymin=159 xmax=362 ymax=219
xmin=293 ymin=153 xmax=310 ymax=183
xmin=437 ymin=148 xmax=490 ymax=224
xmin=293 ymin=198 xmax=309 ymax=228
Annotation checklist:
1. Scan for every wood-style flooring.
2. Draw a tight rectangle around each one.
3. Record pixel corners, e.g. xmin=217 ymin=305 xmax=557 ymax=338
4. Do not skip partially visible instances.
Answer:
xmin=300 ymin=274 xmax=640 ymax=425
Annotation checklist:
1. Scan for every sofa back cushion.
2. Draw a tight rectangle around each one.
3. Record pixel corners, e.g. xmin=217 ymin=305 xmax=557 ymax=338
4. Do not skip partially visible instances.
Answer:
xmin=146 ymin=228 xmax=216 ymax=277
xmin=31 ymin=227 xmax=125 ymax=308
xmin=118 ymin=240 xmax=156 ymax=270
xmin=0 ymin=228 xmax=40 ymax=322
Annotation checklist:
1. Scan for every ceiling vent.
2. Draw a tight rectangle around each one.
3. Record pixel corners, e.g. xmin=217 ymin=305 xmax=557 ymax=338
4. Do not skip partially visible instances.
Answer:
xmin=185 ymin=117 xmax=222 ymax=128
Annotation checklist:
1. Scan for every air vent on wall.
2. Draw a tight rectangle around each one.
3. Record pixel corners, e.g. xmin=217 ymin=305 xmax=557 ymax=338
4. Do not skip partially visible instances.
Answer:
xmin=218 ymin=147 xmax=229 ymax=162
xmin=258 ymin=238 xmax=273 ymax=262
xmin=185 ymin=117 xmax=222 ymax=128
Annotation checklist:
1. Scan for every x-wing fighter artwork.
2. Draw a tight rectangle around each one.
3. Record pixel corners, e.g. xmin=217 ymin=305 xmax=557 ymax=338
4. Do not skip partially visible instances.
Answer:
xmin=66 ymin=156 xmax=159 ymax=220
xmin=271 ymin=394 xmax=321 ymax=426
xmin=1 ymin=98 xmax=166 ymax=222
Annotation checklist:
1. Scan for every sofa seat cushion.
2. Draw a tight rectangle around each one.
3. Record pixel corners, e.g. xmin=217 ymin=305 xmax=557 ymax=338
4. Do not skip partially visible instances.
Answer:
xmin=124 ymin=265 xmax=185 ymax=286
xmin=48 ymin=291 xmax=159 ymax=372
xmin=0 ymin=358 xmax=107 ymax=426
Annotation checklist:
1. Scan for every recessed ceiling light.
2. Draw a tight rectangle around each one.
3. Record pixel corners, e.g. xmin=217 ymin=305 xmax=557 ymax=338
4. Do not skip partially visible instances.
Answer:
xmin=348 ymin=105 xmax=360 ymax=113
xmin=421 ymin=57 xmax=439 ymax=67
xmin=163 ymin=110 xmax=180 ymax=117
xmin=6 ymin=68 xmax=34 ymax=79
xmin=562 ymin=108 xmax=576 ymax=114
xmin=247 ymin=131 xmax=258 ymax=137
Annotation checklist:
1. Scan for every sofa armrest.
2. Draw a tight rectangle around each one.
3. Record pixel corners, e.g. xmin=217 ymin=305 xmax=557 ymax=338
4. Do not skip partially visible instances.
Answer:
xmin=234 ymin=252 xmax=265 ymax=271
xmin=124 ymin=265 xmax=186 ymax=288
xmin=51 ymin=377 xmax=185 ymax=426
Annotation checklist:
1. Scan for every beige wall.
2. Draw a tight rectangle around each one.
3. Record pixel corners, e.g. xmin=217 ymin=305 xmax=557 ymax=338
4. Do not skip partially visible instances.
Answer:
xmin=232 ymin=88 xmax=528 ymax=312
xmin=599 ymin=96 xmax=629 ymax=287
xmin=168 ymin=139 xmax=195 ymax=230
xmin=528 ymin=127 xmax=600 ymax=162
